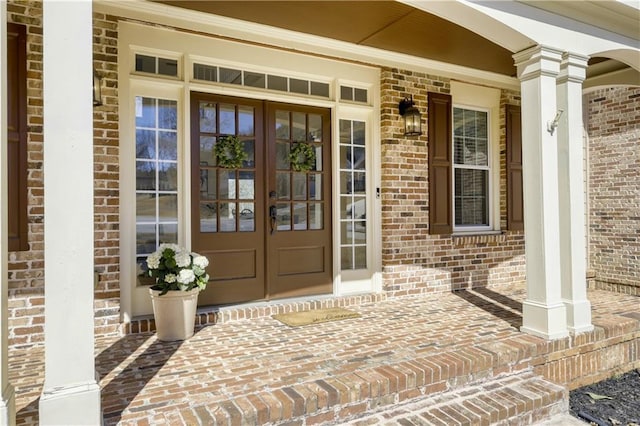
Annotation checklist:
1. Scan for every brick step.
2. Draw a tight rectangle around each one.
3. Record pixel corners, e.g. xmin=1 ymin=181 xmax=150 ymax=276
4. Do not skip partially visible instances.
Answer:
xmin=346 ymin=372 xmax=568 ymax=426
xmin=168 ymin=354 xmax=568 ymax=426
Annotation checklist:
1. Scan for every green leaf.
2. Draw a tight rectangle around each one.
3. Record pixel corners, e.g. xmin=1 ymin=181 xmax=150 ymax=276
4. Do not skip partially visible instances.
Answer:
xmin=586 ymin=392 xmax=613 ymax=401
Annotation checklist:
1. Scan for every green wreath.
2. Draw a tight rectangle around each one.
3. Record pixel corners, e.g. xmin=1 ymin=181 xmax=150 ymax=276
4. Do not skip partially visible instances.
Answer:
xmin=289 ymin=141 xmax=316 ymax=172
xmin=214 ymin=135 xmax=247 ymax=169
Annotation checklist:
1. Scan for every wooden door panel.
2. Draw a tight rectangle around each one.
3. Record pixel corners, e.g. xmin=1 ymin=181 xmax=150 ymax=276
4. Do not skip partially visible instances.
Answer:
xmin=266 ymin=103 xmax=332 ymax=299
xmin=191 ymin=93 xmax=265 ymax=305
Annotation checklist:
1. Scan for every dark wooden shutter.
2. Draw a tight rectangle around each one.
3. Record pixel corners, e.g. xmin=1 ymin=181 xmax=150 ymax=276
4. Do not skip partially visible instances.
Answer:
xmin=506 ymin=104 xmax=524 ymax=231
xmin=8 ymin=23 xmax=29 ymax=251
xmin=428 ymin=92 xmax=452 ymax=234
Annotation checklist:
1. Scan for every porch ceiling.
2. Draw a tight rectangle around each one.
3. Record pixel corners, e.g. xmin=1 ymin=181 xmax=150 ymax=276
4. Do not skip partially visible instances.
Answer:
xmin=158 ymin=0 xmax=518 ymax=76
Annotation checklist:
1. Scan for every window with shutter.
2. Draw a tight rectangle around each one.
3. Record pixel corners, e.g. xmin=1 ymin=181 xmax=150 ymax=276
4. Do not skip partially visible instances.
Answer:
xmin=7 ymin=23 xmax=29 ymax=251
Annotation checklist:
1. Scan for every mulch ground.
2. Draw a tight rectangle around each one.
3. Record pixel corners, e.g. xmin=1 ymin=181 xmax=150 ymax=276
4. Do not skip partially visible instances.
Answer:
xmin=569 ymin=369 xmax=640 ymax=426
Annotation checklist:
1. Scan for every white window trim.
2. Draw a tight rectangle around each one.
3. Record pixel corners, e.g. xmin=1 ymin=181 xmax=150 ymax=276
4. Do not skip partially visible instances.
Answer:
xmin=452 ymin=104 xmax=493 ymax=233
xmin=450 ymin=81 xmax=501 ymax=234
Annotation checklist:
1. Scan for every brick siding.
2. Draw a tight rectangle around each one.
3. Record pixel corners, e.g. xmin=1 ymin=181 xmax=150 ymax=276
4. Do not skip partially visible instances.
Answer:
xmin=585 ymin=87 xmax=640 ymax=295
xmin=380 ymin=68 xmax=525 ymax=296
xmin=92 ymin=12 xmax=121 ymax=337
xmin=7 ymin=0 xmax=44 ymax=347
xmin=7 ymin=1 xmax=122 ymax=346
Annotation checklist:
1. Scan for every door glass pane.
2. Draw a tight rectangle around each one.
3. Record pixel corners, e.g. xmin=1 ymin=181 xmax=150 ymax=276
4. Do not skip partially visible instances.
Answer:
xmin=159 ymin=223 xmax=178 ymax=244
xmin=136 ymin=97 xmax=156 ymax=128
xmin=275 ymin=110 xmax=290 ymax=139
xmin=292 ymin=112 xmax=305 ymax=140
xmin=238 ymin=171 xmax=254 ymax=199
xmin=313 ymin=144 xmax=322 ymax=171
xmin=158 ymin=162 xmax=178 ymax=191
xmin=200 ymin=203 xmax=217 ymax=233
xmin=309 ymin=174 xmax=322 ymax=201
xmin=199 ymin=102 xmax=216 ymax=133
xmin=354 ymin=246 xmax=367 ymax=269
xmin=136 ymin=130 xmax=155 ymax=159
xmin=158 ymin=131 xmax=177 ymax=160
xmin=353 ymin=121 xmax=365 ymax=145
xmin=340 ymin=145 xmax=351 ymax=169
xmin=341 ymin=247 xmax=353 ymax=270
xmin=293 ymin=203 xmax=307 ymax=230
xmin=353 ymin=172 xmax=366 ymax=194
xmin=276 ymin=142 xmax=290 ymax=170
xmin=136 ymin=224 xmax=156 ymax=254
xmin=239 ymin=202 xmax=255 ymax=232
xmin=341 ymin=222 xmax=352 ymax=245
xmin=292 ymin=173 xmax=307 ymax=201
xmin=353 ymin=147 xmax=366 ymax=170
xmin=136 ymin=193 xmax=156 ymax=222
xmin=136 ymin=161 xmax=155 ymax=191
xmin=276 ymin=172 xmax=290 ymax=200
xmin=200 ymin=136 xmax=216 ymax=166
xmin=158 ymin=194 xmax=177 ymax=220
xmin=200 ymin=169 xmax=216 ymax=199
xmin=238 ymin=106 xmax=254 ymax=136
xmin=308 ymin=114 xmax=322 ymax=142
xmin=219 ymin=104 xmax=236 ymax=135
xmin=158 ymin=99 xmax=177 ymax=130
xmin=219 ymin=202 xmax=236 ymax=232
xmin=309 ymin=203 xmax=322 ymax=230
xmin=276 ymin=203 xmax=291 ymax=231
xmin=219 ymin=170 xmax=236 ymax=199
xmin=242 ymin=139 xmax=255 ymax=168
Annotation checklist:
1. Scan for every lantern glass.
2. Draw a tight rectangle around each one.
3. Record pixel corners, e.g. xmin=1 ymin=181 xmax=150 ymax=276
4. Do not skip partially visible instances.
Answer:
xmin=404 ymin=106 xmax=421 ymax=136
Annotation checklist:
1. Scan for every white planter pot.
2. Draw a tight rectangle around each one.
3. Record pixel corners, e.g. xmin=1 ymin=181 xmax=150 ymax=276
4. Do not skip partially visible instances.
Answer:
xmin=149 ymin=288 xmax=200 ymax=341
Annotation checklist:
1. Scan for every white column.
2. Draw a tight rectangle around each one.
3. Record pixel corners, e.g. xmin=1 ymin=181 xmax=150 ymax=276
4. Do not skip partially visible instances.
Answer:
xmin=39 ymin=1 xmax=101 ymax=424
xmin=513 ymin=45 xmax=568 ymax=340
xmin=0 ymin=1 xmax=17 ymax=424
xmin=557 ymin=52 xmax=593 ymax=334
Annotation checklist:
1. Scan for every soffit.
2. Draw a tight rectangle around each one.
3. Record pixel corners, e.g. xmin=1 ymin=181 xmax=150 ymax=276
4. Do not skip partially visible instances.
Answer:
xmin=519 ymin=1 xmax=640 ymax=41
xmin=158 ymin=1 xmax=517 ymax=76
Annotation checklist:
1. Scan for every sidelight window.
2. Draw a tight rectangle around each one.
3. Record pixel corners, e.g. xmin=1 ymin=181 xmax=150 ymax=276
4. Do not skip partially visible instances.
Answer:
xmin=135 ymin=96 xmax=179 ymax=281
xmin=339 ymin=119 xmax=367 ymax=270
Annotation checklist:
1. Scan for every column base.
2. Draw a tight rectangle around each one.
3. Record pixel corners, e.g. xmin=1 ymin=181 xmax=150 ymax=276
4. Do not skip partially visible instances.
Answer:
xmin=0 ymin=384 xmax=16 ymax=426
xmin=564 ymin=298 xmax=594 ymax=334
xmin=521 ymin=299 xmax=569 ymax=340
xmin=39 ymin=381 xmax=101 ymax=426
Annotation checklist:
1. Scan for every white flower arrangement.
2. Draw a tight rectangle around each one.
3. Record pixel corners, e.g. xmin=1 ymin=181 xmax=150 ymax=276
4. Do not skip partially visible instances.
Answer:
xmin=146 ymin=244 xmax=210 ymax=295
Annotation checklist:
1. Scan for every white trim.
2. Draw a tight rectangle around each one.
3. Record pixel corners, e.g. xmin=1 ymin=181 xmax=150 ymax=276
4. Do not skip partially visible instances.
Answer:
xmin=451 ymin=82 xmax=501 ymax=233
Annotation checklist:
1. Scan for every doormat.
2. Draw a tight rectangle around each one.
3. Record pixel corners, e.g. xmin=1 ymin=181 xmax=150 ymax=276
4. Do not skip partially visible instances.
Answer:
xmin=272 ymin=307 xmax=361 ymax=327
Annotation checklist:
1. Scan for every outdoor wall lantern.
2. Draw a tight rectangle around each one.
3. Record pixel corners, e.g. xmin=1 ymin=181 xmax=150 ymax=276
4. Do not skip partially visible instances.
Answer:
xmin=93 ymin=70 xmax=103 ymax=107
xmin=399 ymin=96 xmax=422 ymax=136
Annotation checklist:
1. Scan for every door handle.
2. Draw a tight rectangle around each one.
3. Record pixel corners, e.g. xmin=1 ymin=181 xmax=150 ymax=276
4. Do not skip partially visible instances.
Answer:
xmin=269 ymin=205 xmax=277 ymax=235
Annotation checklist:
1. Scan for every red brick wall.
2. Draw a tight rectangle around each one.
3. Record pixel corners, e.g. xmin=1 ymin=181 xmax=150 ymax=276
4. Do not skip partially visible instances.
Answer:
xmin=7 ymin=1 xmax=122 ymax=347
xmin=92 ymin=12 xmax=121 ymax=337
xmin=380 ymin=68 xmax=525 ymax=296
xmin=585 ymin=87 xmax=640 ymax=295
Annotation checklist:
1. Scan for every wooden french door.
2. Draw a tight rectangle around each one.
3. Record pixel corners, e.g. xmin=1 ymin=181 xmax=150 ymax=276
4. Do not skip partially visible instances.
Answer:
xmin=191 ymin=93 xmax=332 ymax=305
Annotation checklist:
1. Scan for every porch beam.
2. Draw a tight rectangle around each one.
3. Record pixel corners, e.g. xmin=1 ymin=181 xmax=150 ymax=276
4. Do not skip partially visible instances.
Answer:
xmin=557 ymin=52 xmax=593 ymax=334
xmin=39 ymin=1 xmax=101 ymax=424
xmin=513 ymin=45 xmax=569 ymax=340
xmin=0 ymin=1 xmax=17 ymax=424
